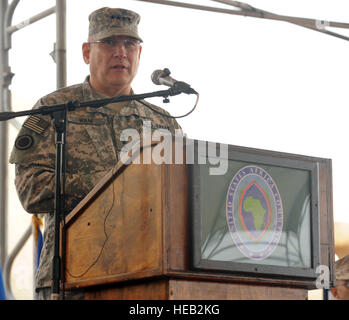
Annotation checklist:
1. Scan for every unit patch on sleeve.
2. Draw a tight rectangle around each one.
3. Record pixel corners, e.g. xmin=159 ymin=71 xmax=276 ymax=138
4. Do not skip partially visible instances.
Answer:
xmin=15 ymin=135 xmax=34 ymax=150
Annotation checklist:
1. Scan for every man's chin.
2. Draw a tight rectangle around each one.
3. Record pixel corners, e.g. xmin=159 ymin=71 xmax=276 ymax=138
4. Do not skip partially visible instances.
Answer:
xmin=108 ymin=82 xmax=132 ymax=96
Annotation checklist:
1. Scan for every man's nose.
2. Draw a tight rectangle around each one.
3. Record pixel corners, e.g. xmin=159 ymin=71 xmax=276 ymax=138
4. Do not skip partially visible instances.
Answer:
xmin=112 ymin=43 xmax=127 ymax=57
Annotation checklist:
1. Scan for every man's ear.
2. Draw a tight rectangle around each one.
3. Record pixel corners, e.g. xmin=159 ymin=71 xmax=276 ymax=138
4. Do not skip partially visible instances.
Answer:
xmin=82 ymin=42 xmax=91 ymax=64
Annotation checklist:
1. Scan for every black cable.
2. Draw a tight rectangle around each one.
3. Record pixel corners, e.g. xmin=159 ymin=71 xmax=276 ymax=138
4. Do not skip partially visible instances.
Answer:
xmin=136 ymin=93 xmax=199 ymax=119
xmin=66 ymin=182 xmax=115 ymax=279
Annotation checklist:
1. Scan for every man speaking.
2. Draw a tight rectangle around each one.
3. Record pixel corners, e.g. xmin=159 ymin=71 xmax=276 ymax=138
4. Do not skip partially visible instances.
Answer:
xmin=10 ymin=7 xmax=181 ymax=300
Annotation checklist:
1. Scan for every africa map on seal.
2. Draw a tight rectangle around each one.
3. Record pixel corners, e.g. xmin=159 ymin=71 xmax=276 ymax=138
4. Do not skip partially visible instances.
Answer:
xmin=244 ymin=196 xmax=267 ymax=231
xmin=226 ymin=165 xmax=283 ymax=260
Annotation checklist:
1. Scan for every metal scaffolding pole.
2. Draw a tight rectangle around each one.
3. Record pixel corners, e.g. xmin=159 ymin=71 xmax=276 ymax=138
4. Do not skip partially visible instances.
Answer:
xmin=133 ymin=0 xmax=349 ymax=41
xmin=0 ymin=0 xmax=10 ymax=270
xmin=55 ymin=0 xmax=66 ymax=89
xmin=0 ymin=0 xmax=66 ymax=298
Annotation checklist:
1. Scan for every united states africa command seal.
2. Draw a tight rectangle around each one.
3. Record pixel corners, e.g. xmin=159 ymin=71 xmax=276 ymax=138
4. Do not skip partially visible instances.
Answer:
xmin=226 ymin=165 xmax=283 ymax=260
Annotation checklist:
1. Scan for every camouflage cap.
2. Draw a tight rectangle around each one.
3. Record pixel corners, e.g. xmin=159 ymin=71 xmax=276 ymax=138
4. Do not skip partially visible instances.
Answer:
xmin=336 ymin=255 xmax=349 ymax=280
xmin=88 ymin=7 xmax=143 ymax=42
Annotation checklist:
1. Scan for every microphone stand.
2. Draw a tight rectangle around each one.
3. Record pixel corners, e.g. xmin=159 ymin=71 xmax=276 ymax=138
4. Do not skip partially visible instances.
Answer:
xmin=51 ymin=107 xmax=67 ymax=300
xmin=0 ymin=87 xmax=190 ymax=300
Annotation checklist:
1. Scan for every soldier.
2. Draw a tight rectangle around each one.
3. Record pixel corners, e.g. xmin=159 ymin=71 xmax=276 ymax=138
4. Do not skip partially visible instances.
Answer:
xmin=10 ymin=7 xmax=181 ymax=300
xmin=330 ymin=255 xmax=349 ymax=300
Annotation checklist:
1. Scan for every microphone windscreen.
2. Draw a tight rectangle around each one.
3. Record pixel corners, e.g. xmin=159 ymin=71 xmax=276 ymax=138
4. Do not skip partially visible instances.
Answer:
xmin=151 ymin=70 xmax=163 ymax=85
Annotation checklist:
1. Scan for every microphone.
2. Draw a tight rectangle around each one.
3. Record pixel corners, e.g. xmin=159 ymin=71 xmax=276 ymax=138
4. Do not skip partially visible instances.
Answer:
xmin=151 ymin=68 xmax=197 ymax=94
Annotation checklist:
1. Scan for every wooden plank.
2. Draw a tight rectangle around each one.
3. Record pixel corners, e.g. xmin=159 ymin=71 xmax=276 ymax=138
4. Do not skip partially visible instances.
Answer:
xmin=319 ymin=161 xmax=329 ymax=244
xmin=323 ymin=159 xmax=335 ymax=285
xmin=165 ymin=270 xmax=315 ymax=289
xmin=84 ymin=279 xmax=169 ymax=300
xmin=168 ymin=279 xmax=307 ymax=300
xmin=320 ymin=245 xmax=329 ymax=269
xmin=165 ymin=162 xmax=189 ymax=272
xmin=84 ymin=277 xmax=308 ymax=300
xmin=64 ymin=146 xmax=164 ymax=288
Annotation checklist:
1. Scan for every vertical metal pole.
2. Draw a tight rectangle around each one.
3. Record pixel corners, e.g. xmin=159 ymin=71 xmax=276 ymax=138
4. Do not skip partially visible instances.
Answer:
xmin=56 ymin=0 xmax=66 ymax=89
xmin=0 ymin=0 xmax=9 ymax=270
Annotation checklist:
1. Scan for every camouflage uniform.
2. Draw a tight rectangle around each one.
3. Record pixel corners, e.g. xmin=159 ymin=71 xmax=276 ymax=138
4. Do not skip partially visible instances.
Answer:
xmin=9 ymin=77 xmax=181 ymax=296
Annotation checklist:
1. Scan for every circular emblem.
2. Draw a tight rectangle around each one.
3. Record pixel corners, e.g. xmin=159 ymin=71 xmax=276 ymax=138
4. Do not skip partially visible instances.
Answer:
xmin=226 ymin=165 xmax=283 ymax=261
xmin=15 ymin=135 xmax=34 ymax=150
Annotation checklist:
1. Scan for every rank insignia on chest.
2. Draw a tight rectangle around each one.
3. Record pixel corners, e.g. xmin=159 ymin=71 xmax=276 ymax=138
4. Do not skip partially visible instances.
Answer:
xmin=79 ymin=118 xmax=93 ymax=123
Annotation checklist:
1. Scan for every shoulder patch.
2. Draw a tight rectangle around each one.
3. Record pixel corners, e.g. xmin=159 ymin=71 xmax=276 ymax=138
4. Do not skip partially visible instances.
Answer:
xmin=15 ymin=135 xmax=34 ymax=150
xmin=23 ymin=116 xmax=50 ymax=135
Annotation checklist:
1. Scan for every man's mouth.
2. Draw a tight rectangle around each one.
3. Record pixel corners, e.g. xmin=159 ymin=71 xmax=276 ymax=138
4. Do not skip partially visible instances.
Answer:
xmin=111 ymin=65 xmax=127 ymax=70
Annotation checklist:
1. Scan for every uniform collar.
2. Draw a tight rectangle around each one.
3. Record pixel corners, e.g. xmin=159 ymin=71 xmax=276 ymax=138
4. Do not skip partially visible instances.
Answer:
xmin=82 ymin=76 xmax=142 ymax=117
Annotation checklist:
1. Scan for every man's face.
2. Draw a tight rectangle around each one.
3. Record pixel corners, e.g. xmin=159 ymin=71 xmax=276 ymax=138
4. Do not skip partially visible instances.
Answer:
xmin=82 ymin=35 xmax=142 ymax=97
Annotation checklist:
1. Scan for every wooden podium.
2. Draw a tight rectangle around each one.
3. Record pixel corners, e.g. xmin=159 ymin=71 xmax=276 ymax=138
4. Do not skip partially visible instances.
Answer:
xmin=62 ymin=139 xmax=334 ymax=300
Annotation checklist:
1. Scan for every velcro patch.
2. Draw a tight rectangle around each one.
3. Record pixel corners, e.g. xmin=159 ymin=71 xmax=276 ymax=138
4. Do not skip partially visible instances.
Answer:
xmin=23 ymin=116 xmax=50 ymax=135
xmin=15 ymin=135 xmax=34 ymax=150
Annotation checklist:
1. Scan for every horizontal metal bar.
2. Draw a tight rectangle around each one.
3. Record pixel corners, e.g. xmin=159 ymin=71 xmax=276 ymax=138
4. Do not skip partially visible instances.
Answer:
xmin=133 ymin=0 xmax=349 ymax=41
xmin=212 ymin=0 xmax=349 ymax=29
xmin=134 ymin=0 xmax=255 ymax=16
xmin=6 ymin=6 xmax=56 ymax=35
